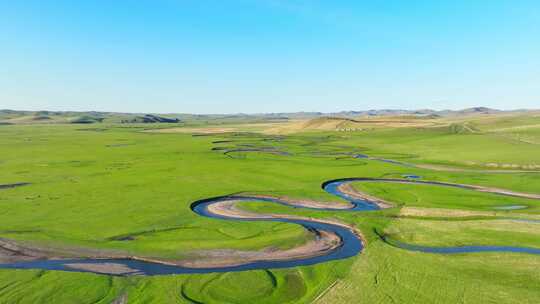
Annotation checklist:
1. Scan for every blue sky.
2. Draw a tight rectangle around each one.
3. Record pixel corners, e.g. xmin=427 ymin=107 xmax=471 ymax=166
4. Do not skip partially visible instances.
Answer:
xmin=1 ymin=1 xmax=539 ymax=113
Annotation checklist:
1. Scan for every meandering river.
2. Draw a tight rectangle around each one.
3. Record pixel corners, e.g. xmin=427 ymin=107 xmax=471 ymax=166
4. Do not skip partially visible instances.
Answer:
xmin=0 ymin=178 xmax=538 ymax=276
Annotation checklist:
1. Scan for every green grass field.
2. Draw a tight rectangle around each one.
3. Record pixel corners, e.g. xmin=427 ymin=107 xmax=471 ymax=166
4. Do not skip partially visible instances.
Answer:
xmin=0 ymin=113 xmax=539 ymax=303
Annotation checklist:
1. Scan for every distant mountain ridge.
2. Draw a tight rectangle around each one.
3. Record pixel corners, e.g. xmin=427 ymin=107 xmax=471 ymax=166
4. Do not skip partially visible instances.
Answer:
xmin=0 ymin=107 xmax=536 ymax=125
xmin=249 ymin=107 xmax=510 ymax=119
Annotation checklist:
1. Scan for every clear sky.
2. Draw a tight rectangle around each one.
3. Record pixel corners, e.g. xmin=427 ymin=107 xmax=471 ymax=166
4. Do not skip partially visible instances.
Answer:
xmin=1 ymin=1 xmax=539 ymax=114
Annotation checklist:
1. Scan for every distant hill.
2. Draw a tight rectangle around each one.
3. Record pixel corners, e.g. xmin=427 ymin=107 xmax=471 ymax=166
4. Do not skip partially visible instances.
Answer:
xmin=245 ymin=107 xmax=515 ymax=120
xmin=70 ymin=115 xmax=105 ymax=124
xmin=265 ymin=115 xmax=445 ymax=133
xmin=446 ymin=107 xmax=501 ymax=115
xmin=0 ymin=107 xmax=536 ymax=125
xmin=300 ymin=117 xmax=364 ymax=131
xmin=447 ymin=122 xmax=480 ymax=134
xmin=0 ymin=110 xmax=182 ymax=125
xmin=122 ymin=114 xmax=180 ymax=123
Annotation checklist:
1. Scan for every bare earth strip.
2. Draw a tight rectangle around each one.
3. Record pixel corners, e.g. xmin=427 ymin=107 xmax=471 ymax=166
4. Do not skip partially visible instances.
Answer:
xmin=346 ymin=178 xmax=540 ymax=200
xmin=335 ymin=183 xmax=393 ymax=209
xmin=400 ymin=207 xmax=496 ymax=218
xmin=65 ymin=263 xmax=144 ymax=275
xmin=414 ymin=163 xmax=540 ymax=173
xmin=245 ymin=194 xmax=354 ymax=209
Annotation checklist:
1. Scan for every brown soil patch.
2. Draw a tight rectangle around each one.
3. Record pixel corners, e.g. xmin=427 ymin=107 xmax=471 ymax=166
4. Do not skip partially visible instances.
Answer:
xmin=180 ymin=229 xmax=340 ymax=268
xmin=246 ymin=194 xmax=353 ymax=209
xmin=400 ymin=207 xmax=495 ymax=218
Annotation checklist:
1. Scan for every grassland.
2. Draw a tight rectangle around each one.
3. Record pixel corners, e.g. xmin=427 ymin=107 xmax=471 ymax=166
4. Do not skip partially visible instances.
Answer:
xmin=0 ymin=111 xmax=539 ymax=303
